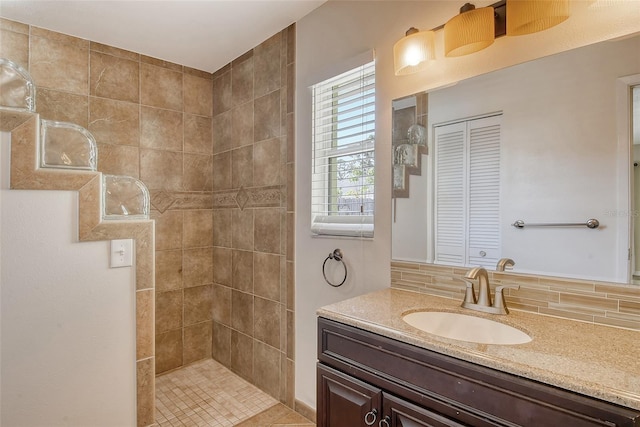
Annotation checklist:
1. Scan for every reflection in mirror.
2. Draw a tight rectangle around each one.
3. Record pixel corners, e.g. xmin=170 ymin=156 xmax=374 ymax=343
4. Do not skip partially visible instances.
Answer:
xmin=392 ymin=34 xmax=640 ymax=284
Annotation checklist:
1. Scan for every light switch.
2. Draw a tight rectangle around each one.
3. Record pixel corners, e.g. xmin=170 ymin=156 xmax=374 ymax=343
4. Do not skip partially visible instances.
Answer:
xmin=110 ymin=239 xmax=133 ymax=268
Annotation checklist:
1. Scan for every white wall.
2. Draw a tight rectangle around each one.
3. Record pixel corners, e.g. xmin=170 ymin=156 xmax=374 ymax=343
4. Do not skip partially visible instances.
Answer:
xmin=1 ymin=134 xmax=136 ymax=426
xmin=295 ymin=0 xmax=640 ymax=410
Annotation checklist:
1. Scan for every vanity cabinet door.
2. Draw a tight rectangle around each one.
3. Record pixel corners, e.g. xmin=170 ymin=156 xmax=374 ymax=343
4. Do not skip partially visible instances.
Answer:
xmin=317 ymin=364 xmax=382 ymax=427
xmin=383 ymin=393 xmax=470 ymax=427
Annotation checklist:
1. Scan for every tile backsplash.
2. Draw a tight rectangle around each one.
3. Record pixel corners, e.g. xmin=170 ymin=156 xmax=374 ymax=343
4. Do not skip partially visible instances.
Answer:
xmin=391 ymin=261 xmax=640 ymax=331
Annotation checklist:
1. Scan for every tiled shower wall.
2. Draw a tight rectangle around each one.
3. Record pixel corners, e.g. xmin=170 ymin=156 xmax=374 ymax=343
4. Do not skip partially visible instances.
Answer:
xmin=1 ymin=17 xmax=215 ymax=374
xmin=0 ymin=17 xmax=296 ymax=405
xmin=210 ymin=26 xmax=295 ymax=406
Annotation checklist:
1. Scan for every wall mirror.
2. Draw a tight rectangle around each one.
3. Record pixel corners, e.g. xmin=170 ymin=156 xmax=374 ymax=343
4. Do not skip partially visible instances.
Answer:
xmin=391 ymin=34 xmax=640 ymax=284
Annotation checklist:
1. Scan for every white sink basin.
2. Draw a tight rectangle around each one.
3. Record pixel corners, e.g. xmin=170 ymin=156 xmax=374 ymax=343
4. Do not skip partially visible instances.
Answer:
xmin=402 ymin=311 xmax=532 ymax=345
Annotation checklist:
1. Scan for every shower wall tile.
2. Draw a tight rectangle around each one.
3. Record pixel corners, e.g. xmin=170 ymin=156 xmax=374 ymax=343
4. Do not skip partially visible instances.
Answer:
xmin=231 ymin=290 xmax=254 ymax=336
xmin=232 ymin=54 xmax=254 ymax=107
xmin=232 ymin=208 xmax=254 ymax=250
xmin=90 ymin=41 xmax=139 ymax=61
xmin=184 ymin=285 xmax=213 ymax=325
xmin=183 ymin=210 xmax=213 ymax=248
xmin=156 ymin=289 xmax=183 ymax=333
xmin=212 ymin=322 xmax=231 ymax=366
xmin=213 ymin=209 xmax=232 ymax=247
xmin=254 ymin=90 xmax=281 ymax=142
xmin=254 ymin=252 xmax=280 ymax=301
xmin=30 ymin=29 xmax=89 ymax=95
xmin=140 ymin=106 xmax=183 ymax=151
xmin=254 ymin=33 xmax=281 ymax=98
xmin=184 ymin=114 xmax=213 ymax=154
xmin=232 ymin=145 xmax=254 ymax=188
xmin=137 ymin=357 xmax=155 ymax=427
xmin=232 ymin=250 xmax=254 ymax=293
xmin=183 ymin=153 xmax=213 ymax=191
xmin=213 ymin=110 xmax=232 ymax=154
xmin=89 ymin=97 xmax=140 ymax=146
xmin=231 ymin=330 xmax=254 ymax=382
xmin=140 ymin=54 xmax=182 ymax=72
xmin=184 ymin=73 xmax=213 ymax=117
xmin=184 ymin=321 xmax=212 ymax=364
xmin=213 ymin=151 xmax=232 ymax=190
xmin=254 ymin=297 xmax=281 ymax=349
xmin=136 ymin=289 xmax=155 ymax=360
xmin=151 ymin=210 xmax=183 ymax=251
xmin=233 ymin=100 xmax=255 ymax=148
xmin=140 ymin=63 xmax=183 ymax=111
xmin=156 ymin=329 xmax=183 ymax=373
xmin=182 ymin=247 xmax=213 ymax=288
xmin=155 ymin=249 xmax=183 ymax=293
xmin=212 ymin=70 xmax=232 ymax=115
xmin=0 ymin=26 xmax=29 ymax=69
xmin=254 ymin=341 xmax=280 ymax=398
xmin=90 ymin=51 xmax=139 ymax=103
xmin=254 ymin=208 xmax=281 ymax=254
xmin=36 ymin=88 xmax=88 ymax=128
xmin=212 ymin=284 xmax=232 ymax=325
xmin=140 ymin=149 xmax=183 ymax=191
xmin=254 ymin=137 xmax=282 ymax=187
xmin=96 ymin=143 xmax=140 ymax=178
xmin=213 ymin=247 xmax=232 ymax=286
xmin=211 ymin=24 xmax=295 ymax=404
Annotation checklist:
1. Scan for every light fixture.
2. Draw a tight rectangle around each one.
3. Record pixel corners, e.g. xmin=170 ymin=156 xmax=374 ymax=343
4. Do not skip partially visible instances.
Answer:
xmin=393 ymin=28 xmax=436 ymax=76
xmin=507 ymin=0 xmax=570 ymax=36
xmin=444 ymin=3 xmax=495 ymax=57
xmin=393 ymin=0 xmax=571 ymax=76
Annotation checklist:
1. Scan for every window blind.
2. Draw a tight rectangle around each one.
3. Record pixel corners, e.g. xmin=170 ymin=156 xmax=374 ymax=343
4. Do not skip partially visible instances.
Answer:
xmin=311 ymin=61 xmax=375 ymax=238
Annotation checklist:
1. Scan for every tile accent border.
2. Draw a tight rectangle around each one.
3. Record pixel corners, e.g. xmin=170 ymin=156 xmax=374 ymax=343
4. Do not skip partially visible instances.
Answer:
xmin=391 ymin=261 xmax=640 ymax=331
xmin=1 ymin=109 xmax=156 ymax=426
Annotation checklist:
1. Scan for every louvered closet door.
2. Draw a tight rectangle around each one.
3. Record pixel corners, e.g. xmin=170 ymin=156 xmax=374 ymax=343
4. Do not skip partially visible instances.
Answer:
xmin=467 ymin=116 xmax=501 ymax=267
xmin=434 ymin=122 xmax=467 ymax=265
xmin=434 ymin=116 xmax=501 ymax=268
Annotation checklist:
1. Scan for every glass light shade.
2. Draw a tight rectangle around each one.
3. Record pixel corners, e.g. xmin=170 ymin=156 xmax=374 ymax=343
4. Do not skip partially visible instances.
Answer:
xmin=444 ymin=6 xmax=495 ymax=57
xmin=507 ymin=0 xmax=570 ymax=36
xmin=393 ymin=30 xmax=436 ymax=76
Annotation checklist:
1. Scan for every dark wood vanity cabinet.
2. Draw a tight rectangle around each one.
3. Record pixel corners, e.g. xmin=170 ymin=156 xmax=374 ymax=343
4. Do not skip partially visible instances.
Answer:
xmin=317 ymin=317 xmax=640 ymax=427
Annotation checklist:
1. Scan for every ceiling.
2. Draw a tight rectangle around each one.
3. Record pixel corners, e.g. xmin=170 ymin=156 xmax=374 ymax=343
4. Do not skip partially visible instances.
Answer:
xmin=0 ymin=0 xmax=327 ymax=73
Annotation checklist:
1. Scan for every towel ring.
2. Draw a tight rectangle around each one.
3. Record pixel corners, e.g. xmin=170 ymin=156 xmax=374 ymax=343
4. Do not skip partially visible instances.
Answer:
xmin=322 ymin=248 xmax=347 ymax=287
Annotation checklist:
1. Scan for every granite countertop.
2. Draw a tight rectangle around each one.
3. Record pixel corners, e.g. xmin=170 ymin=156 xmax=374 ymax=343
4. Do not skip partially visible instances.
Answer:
xmin=317 ymin=288 xmax=640 ymax=410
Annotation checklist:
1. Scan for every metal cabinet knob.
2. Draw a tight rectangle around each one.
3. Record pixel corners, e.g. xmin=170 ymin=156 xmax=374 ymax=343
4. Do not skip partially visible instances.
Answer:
xmin=379 ymin=415 xmax=391 ymax=427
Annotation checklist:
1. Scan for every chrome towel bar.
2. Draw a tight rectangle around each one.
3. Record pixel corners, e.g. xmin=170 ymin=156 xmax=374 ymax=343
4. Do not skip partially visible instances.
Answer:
xmin=511 ymin=219 xmax=600 ymax=229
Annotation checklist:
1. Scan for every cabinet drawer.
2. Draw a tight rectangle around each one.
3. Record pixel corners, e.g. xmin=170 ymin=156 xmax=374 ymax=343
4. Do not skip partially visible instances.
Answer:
xmin=318 ymin=317 xmax=640 ymax=427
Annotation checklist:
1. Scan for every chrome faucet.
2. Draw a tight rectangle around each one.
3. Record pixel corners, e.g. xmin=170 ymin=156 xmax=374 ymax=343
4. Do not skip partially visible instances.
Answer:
xmin=496 ymin=258 xmax=515 ymax=272
xmin=461 ymin=266 xmax=519 ymax=315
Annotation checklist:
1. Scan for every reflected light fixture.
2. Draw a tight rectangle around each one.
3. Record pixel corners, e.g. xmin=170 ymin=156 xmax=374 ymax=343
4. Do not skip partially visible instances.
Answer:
xmin=507 ymin=0 xmax=570 ymax=36
xmin=444 ymin=3 xmax=495 ymax=57
xmin=393 ymin=27 xmax=436 ymax=76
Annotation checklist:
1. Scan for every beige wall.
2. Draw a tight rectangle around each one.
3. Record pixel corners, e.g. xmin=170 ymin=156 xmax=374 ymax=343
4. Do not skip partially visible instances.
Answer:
xmin=210 ymin=25 xmax=296 ymax=405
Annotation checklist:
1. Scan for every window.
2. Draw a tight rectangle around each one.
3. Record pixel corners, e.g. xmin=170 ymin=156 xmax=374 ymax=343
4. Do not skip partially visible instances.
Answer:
xmin=434 ymin=114 xmax=501 ymax=268
xmin=311 ymin=61 xmax=375 ymax=238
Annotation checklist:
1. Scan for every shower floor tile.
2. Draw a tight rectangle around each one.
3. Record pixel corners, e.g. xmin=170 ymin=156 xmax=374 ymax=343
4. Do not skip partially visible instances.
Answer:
xmin=155 ymin=359 xmax=280 ymax=426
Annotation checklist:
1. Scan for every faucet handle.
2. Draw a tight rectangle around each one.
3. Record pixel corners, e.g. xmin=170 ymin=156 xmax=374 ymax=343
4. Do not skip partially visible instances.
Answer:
xmin=462 ymin=279 xmax=477 ymax=304
xmin=493 ymin=285 xmax=519 ymax=314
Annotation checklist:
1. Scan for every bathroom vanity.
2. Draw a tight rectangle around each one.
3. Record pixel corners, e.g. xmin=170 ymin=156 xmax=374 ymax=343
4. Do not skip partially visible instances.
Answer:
xmin=316 ymin=289 xmax=640 ymax=426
